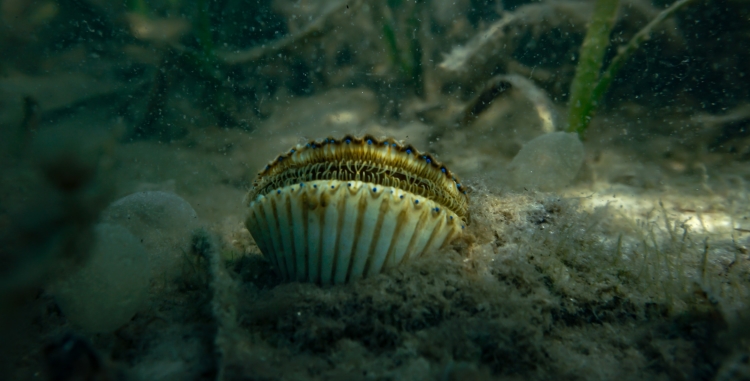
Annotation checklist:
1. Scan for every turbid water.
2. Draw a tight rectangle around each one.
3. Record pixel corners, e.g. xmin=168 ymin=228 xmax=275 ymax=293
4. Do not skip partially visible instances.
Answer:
xmin=1 ymin=1 xmax=749 ymax=380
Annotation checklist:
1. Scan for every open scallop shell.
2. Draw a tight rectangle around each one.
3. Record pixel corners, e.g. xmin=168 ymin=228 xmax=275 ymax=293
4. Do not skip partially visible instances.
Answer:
xmin=244 ymin=135 xmax=468 ymax=285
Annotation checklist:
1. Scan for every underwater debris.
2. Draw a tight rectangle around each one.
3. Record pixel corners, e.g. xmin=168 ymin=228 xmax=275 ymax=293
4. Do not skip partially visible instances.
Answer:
xmin=694 ymin=104 xmax=750 ymax=158
xmin=437 ymin=11 xmax=516 ymax=85
xmin=218 ymin=0 xmax=357 ymax=65
xmin=460 ymin=74 xmax=557 ymax=133
xmin=438 ymin=1 xmax=595 ymax=87
xmin=244 ymin=135 xmax=468 ymax=284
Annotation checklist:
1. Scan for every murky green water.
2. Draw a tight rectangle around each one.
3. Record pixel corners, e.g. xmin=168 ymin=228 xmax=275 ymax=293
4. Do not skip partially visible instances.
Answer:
xmin=1 ymin=1 xmax=749 ymax=380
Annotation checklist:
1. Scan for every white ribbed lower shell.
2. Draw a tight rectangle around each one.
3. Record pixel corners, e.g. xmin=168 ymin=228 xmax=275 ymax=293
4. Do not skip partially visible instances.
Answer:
xmin=245 ymin=180 xmax=463 ymax=285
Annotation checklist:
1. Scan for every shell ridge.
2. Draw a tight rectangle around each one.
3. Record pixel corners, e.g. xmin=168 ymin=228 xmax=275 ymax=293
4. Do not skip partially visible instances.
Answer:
xmin=433 ymin=216 xmax=458 ymax=251
xmin=285 ymin=190 xmax=301 ymax=280
xmin=398 ymin=202 xmax=430 ymax=266
xmin=260 ymin=198 xmax=280 ymax=278
xmin=360 ymin=190 xmax=391 ymax=277
xmin=343 ymin=188 xmax=370 ymax=283
xmin=265 ymin=196 xmax=289 ymax=280
xmin=366 ymin=195 xmax=402 ymax=276
xmin=291 ymin=188 xmax=309 ymax=281
xmin=277 ymin=193 xmax=296 ymax=279
xmin=329 ymin=184 xmax=348 ymax=285
xmin=347 ymin=184 xmax=384 ymax=281
xmin=334 ymin=185 xmax=362 ymax=284
xmin=318 ymin=188 xmax=336 ymax=285
xmin=310 ymin=186 xmax=325 ymax=284
xmin=386 ymin=205 xmax=417 ymax=269
xmin=246 ymin=207 xmax=273 ymax=269
xmin=414 ymin=208 xmax=446 ymax=259
xmin=254 ymin=203 xmax=281 ymax=274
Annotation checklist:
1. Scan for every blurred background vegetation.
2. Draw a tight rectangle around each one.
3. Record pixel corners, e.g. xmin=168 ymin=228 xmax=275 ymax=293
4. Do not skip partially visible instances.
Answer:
xmin=1 ymin=1 xmax=750 ymax=379
xmin=1 ymin=0 xmax=748 ymax=146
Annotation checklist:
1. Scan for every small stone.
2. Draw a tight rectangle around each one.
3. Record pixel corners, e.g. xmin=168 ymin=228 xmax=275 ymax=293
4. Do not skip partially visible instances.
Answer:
xmin=509 ymin=132 xmax=584 ymax=191
xmin=100 ymin=191 xmax=199 ymax=283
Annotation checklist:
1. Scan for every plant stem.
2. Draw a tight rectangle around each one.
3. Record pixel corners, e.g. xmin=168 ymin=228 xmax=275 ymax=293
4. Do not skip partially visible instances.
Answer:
xmin=567 ymin=0 xmax=695 ymax=138
xmin=567 ymin=0 xmax=620 ymax=138
xmin=589 ymin=0 xmax=695 ymax=122
xmin=382 ymin=20 xmax=406 ymax=74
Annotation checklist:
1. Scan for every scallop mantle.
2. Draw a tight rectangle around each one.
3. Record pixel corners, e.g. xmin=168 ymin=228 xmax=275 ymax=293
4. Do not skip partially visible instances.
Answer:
xmin=244 ymin=135 xmax=469 ymax=285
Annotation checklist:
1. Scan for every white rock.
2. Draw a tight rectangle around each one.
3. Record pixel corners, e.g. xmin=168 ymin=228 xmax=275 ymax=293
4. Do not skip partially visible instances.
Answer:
xmin=100 ymin=191 xmax=199 ymax=282
xmin=52 ymin=223 xmax=150 ymax=333
xmin=509 ymin=132 xmax=585 ymax=191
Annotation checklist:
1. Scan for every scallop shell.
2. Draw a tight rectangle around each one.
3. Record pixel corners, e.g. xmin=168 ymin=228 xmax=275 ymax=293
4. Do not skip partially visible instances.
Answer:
xmin=244 ymin=135 xmax=468 ymax=284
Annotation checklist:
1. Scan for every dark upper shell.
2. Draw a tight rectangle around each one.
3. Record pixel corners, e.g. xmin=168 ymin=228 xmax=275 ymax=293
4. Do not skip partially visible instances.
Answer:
xmin=247 ymin=134 xmax=469 ymax=223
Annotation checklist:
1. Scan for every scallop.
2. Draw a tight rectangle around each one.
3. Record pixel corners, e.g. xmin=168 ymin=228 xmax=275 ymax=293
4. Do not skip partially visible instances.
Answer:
xmin=244 ymin=135 xmax=469 ymax=285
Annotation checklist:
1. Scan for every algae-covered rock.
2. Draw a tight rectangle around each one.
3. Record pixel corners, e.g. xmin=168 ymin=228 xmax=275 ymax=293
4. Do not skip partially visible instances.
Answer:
xmin=509 ymin=132 xmax=584 ymax=191
xmin=52 ymin=223 xmax=150 ymax=333
xmin=100 ymin=191 xmax=199 ymax=282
